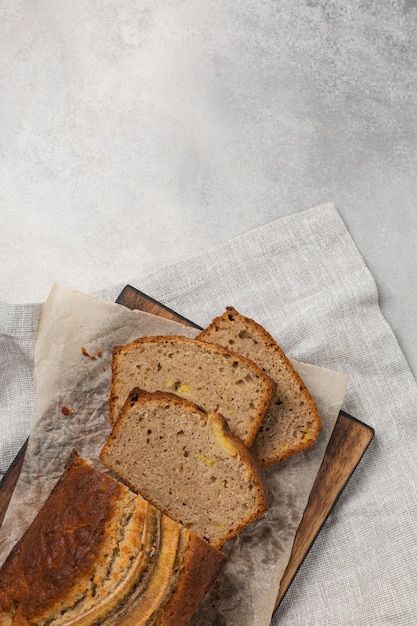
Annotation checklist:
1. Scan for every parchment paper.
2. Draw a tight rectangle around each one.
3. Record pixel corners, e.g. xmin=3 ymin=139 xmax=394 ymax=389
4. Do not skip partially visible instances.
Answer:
xmin=0 ymin=284 xmax=348 ymax=625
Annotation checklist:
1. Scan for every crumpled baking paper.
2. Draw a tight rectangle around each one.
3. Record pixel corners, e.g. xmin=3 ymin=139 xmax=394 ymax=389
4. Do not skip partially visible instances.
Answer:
xmin=0 ymin=284 xmax=348 ymax=625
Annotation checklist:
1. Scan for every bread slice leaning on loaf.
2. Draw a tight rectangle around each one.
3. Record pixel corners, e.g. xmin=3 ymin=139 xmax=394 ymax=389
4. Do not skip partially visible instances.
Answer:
xmin=109 ymin=335 xmax=276 ymax=447
xmin=0 ymin=451 xmax=226 ymax=626
xmin=196 ymin=307 xmax=322 ymax=465
xmin=100 ymin=389 xmax=269 ymax=549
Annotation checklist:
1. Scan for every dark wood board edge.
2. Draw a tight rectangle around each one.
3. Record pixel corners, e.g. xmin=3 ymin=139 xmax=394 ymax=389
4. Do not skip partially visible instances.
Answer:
xmin=0 ymin=284 xmax=375 ymax=619
xmin=116 ymin=286 xmax=375 ymax=612
xmin=116 ymin=285 xmax=201 ymax=329
xmin=274 ymin=410 xmax=375 ymax=611
xmin=0 ymin=439 xmax=28 ymax=529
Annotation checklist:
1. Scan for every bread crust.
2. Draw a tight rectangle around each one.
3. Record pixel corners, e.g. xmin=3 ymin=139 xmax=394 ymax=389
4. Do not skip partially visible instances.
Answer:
xmin=109 ymin=334 xmax=277 ymax=447
xmin=101 ymin=389 xmax=269 ymax=549
xmin=124 ymin=531 xmax=226 ymax=626
xmin=0 ymin=451 xmax=122 ymax=622
xmin=197 ymin=307 xmax=322 ymax=465
xmin=0 ymin=452 xmax=226 ymax=625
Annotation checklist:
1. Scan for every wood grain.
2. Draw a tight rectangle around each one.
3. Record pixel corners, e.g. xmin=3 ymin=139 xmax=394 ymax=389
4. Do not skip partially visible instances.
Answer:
xmin=116 ymin=285 xmax=200 ymax=329
xmin=0 ymin=284 xmax=374 ymax=613
xmin=0 ymin=440 xmax=27 ymax=529
xmin=275 ymin=410 xmax=374 ymax=608
xmin=116 ymin=286 xmax=375 ymax=610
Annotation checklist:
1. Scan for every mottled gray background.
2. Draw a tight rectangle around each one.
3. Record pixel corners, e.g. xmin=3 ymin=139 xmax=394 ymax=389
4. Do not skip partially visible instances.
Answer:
xmin=1 ymin=0 xmax=416 ymax=381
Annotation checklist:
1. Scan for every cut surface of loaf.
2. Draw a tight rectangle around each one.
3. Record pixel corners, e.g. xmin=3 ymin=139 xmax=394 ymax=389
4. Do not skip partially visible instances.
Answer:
xmin=100 ymin=389 xmax=269 ymax=549
xmin=0 ymin=451 xmax=226 ymax=626
xmin=197 ymin=307 xmax=322 ymax=465
xmin=109 ymin=335 xmax=276 ymax=447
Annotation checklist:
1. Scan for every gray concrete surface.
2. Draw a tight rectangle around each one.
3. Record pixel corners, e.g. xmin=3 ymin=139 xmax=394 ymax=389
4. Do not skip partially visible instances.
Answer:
xmin=1 ymin=0 xmax=416 ymax=374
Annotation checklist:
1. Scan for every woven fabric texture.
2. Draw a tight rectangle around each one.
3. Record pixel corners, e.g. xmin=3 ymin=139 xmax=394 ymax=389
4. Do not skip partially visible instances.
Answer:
xmin=1 ymin=204 xmax=416 ymax=625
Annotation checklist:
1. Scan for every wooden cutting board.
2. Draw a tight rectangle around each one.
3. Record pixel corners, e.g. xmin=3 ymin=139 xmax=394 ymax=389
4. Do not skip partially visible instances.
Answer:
xmin=0 ymin=285 xmax=375 ymax=613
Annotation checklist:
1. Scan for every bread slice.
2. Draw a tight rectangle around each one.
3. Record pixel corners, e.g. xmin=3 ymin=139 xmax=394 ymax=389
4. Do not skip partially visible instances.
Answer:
xmin=0 ymin=451 xmax=226 ymax=626
xmin=197 ymin=307 xmax=322 ymax=465
xmin=109 ymin=335 xmax=276 ymax=447
xmin=100 ymin=389 xmax=269 ymax=549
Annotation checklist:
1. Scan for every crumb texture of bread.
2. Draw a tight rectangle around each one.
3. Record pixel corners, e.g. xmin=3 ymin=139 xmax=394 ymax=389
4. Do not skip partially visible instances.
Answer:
xmin=109 ymin=335 xmax=276 ymax=447
xmin=197 ymin=307 xmax=322 ymax=465
xmin=0 ymin=453 xmax=226 ymax=626
xmin=100 ymin=391 xmax=268 ymax=549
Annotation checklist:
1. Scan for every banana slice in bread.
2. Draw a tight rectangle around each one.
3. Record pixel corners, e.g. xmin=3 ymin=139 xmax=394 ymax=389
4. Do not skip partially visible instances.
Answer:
xmin=197 ymin=307 xmax=322 ymax=465
xmin=0 ymin=452 xmax=226 ymax=625
xmin=101 ymin=389 xmax=269 ymax=549
xmin=109 ymin=335 xmax=276 ymax=447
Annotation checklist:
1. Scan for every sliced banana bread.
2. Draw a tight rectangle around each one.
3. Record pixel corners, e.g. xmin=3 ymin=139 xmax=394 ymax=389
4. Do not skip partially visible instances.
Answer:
xmin=197 ymin=307 xmax=322 ymax=465
xmin=0 ymin=451 xmax=226 ymax=626
xmin=109 ymin=335 xmax=276 ymax=447
xmin=100 ymin=389 xmax=269 ymax=549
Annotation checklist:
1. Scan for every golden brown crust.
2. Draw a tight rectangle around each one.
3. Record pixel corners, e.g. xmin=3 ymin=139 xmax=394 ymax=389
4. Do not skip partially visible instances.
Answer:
xmin=0 ymin=453 xmax=226 ymax=626
xmin=123 ymin=387 xmax=207 ymax=415
xmin=197 ymin=307 xmax=322 ymax=465
xmin=109 ymin=343 xmax=123 ymax=423
xmin=115 ymin=515 xmax=226 ymax=626
xmin=138 ymin=532 xmax=227 ymax=626
xmin=0 ymin=452 xmax=121 ymax=621
xmin=156 ymin=533 xmax=227 ymax=626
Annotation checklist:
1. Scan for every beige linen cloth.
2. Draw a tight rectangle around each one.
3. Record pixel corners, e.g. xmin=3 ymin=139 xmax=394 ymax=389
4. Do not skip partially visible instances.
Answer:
xmin=1 ymin=203 xmax=416 ymax=625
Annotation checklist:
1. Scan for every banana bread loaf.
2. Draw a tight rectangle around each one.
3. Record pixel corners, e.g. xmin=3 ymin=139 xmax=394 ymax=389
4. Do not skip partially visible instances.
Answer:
xmin=100 ymin=389 xmax=269 ymax=549
xmin=0 ymin=451 xmax=226 ymax=626
xmin=197 ymin=307 xmax=322 ymax=465
xmin=109 ymin=335 xmax=276 ymax=447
